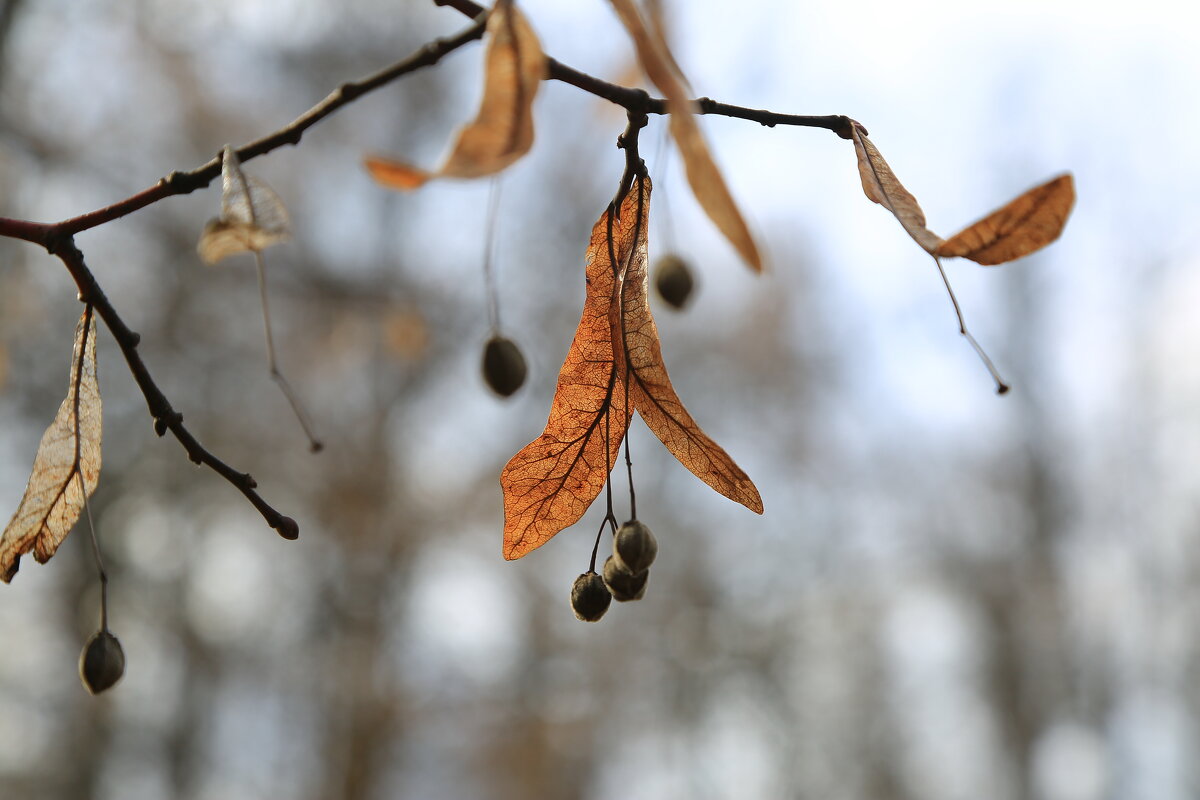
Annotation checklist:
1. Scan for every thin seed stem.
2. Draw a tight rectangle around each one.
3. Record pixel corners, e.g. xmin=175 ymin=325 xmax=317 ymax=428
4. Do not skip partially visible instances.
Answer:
xmin=932 ymin=256 xmax=1010 ymax=395
xmin=255 ymin=251 xmax=325 ymax=450
xmin=652 ymin=123 xmax=678 ymax=255
xmin=483 ymin=177 xmax=504 ymax=333
xmin=80 ymin=480 xmax=108 ymax=632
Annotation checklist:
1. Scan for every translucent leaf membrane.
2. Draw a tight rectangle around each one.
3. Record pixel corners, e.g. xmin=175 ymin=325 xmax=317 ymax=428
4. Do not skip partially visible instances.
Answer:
xmin=1 ymin=308 xmax=102 ymax=582
xmin=936 ymin=174 xmax=1075 ymax=265
xmin=848 ymin=119 xmax=1074 ymax=265
xmin=609 ymin=0 xmax=762 ymax=272
xmin=618 ymin=179 xmax=762 ymax=513
xmin=197 ymin=145 xmax=291 ymax=265
xmin=366 ymin=0 xmax=546 ymax=190
xmin=499 ymin=191 xmax=633 ymax=560
xmin=849 ymin=121 xmax=943 ymax=253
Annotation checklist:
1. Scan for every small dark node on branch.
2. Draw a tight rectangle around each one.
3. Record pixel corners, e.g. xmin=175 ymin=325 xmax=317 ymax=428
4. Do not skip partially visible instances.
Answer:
xmin=245 ymin=475 xmax=258 ymax=490
xmin=126 ymin=331 xmax=141 ymax=347
xmin=274 ymin=516 xmax=299 ymax=540
xmin=153 ymin=412 xmax=182 ymax=437
xmin=996 ymin=383 xmax=1011 ymax=396
xmin=833 ymin=115 xmax=859 ymax=139
xmin=160 ymin=171 xmax=188 ymax=189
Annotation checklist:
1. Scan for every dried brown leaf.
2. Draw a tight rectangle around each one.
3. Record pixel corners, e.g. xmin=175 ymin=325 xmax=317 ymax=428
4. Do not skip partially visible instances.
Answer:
xmin=620 ymin=177 xmax=763 ymax=513
xmin=849 ymin=121 xmax=944 ymax=253
xmin=935 ymin=174 xmax=1075 ymax=265
xmin=366 ymin=0 xmax=546 ymax=190
xmin=198 ymin=145 xmax=292 ymax=265
xmin=1 ymin=308 xmax=102 ymax=582
xmin=609 ymin=0 xmax=762 ymax=272
xmin=499 ymin=192 xmax=636 ymax=560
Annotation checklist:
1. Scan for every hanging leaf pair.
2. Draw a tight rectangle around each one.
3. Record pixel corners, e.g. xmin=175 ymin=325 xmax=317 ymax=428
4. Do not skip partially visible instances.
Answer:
xmin=0 ymin=307 xmax=102 ymax=582
xmin=500 ymin=177 xmax=761 ymax=560
xmin=847 ymin=121 xmax=1074 ymax=390
xmin=366 ymin=0 xmax=546 ymax=189
xmin=848 ymin=121 xmax=1074 ymax=264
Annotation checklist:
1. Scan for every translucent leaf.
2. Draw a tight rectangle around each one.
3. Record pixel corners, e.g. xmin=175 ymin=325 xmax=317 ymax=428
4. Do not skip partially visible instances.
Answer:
xmin=619 ymin=177 xmax=762 ymax=512
xmin=366 ymin=0 xmax=546 ymax=190
xmin=197 ymin=145 xmax=291 ymax=265
xmin=500 ymin=178 xmax=761 ymax=560
xmin=935 ymin=174 xmax=1075 ymax=265
xmin=849 ymin=121 xmax=944 ymax=253
xmin=608 ymin=0 xmax=762 ymax=272
xmin=499 ymin=193 xmax=633 ymax=560
xmin=1 ymin=308 xmax=102 ymax=582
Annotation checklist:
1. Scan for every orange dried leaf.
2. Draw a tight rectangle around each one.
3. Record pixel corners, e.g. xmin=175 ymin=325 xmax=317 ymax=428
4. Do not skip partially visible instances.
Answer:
xmin=609 ymin=0 xmax=762 ymax=272
xmin=620 ymin=177 xmax=762 ymax=513
xmin=499 ymin=193 xmax=638 ymax=560
xmin=1 ymin=308 xmax=102 ymax=582
xmin=367 ymin=0 xmax=546 ymax=190
xmin=364 ymin=159 xmax=430 ymax=191
xmin=935 ymin=174 xmax=1075 ymax=265
xmin=849 ymin=122 xmax=944 ymax=253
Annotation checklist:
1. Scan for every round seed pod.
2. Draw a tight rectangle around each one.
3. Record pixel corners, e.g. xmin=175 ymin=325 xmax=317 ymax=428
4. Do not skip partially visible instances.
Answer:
xmin=570 ymin=572 xmax=612 ymax=621
xmin=482 ymin=335 xmax=527 ymax=397
xmin=603 ymin=556 xmax=648 ymax=602
xmin=79 ymin=630 xmax=125 ymax=695
xmin=613 ymin=520 xmax=657 ymax=575
xmin=654 ymin=255 xmax=694 ymax=310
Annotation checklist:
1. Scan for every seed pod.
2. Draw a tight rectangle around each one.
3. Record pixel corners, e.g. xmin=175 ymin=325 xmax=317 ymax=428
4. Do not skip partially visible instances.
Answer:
xmin=570 ymin=572 xmax=612 ymax=621
xmin=654 ymin=255 xmax=694 ymax=310
xmin=482 ymin=335 xmax=527 ymax=397
xmin=79 ymin=630 xmax=125 ymax=694
xmin=613 ymin=520 xmax=657 ymax=575
xmin=603 ymin=556 xmax=648 ymax=602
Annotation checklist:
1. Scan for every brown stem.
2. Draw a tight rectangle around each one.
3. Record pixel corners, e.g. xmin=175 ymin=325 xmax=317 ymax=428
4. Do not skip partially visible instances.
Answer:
xmin=436 ymin=0 xmax=853 ymax=135
xmin=31 ymin=13 xmax=490 ymax=237
xmin=52 ymin=239 xmax=299 ymax=539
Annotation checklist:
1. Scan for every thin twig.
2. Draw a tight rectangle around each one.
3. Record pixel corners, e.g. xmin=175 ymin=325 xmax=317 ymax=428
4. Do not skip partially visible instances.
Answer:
xmin=0 ymin=14 xmax=491 ymax=241
xmin=932 ymin=256 xmax=1010 ymax=395
xmin=483 ymin=178 xmax=504 ymax=333
xmin=80 ymin=486 xmax=108 ymax=631
xmin=52 ymin=239 xmax=299 ymax=538
xmin=255 ymin=251 xmax=323 ymax=451
xmin=436 ymin=0 xmax=854 ymax=135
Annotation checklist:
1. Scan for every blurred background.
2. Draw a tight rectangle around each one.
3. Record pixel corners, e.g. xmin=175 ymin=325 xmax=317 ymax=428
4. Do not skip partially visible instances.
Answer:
xmin=0 ymin=0 xmax=1195 ymax=798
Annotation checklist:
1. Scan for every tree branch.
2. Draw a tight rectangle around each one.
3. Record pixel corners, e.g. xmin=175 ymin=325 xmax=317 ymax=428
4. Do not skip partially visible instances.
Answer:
xmin=0 ymin=1 xmax=861 ymax=543
xmin=435 ymin=0 xmax=857 ymax=137
xmin=44 ymin=12 xmax=491 ymax=237
xmin=0 ymin=14 xmax=495 ymax=539
xmin=50 ymin=239 xmax=299 ymax=539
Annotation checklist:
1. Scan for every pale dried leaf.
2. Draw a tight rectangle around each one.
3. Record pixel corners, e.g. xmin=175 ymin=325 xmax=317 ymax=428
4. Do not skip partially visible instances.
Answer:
xmin=935 ymin=174 xmax=1075 ymax=265
xmin=499 ymin=191 xmax=635 ymax=560
xmin=609 ymin=0 xmax=762 ymax=272
xmin=198 ymin=145 xmax=291 ymax=265
xmin=367 ymin=0 xmax=546 ymax=191
xmin=849 ymin=122 xmax=944 ymax=253
xmin=620 ymin=176 xmax=762 ymax=513
xmin=1 ymin=308 xmax=102 ymax=582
